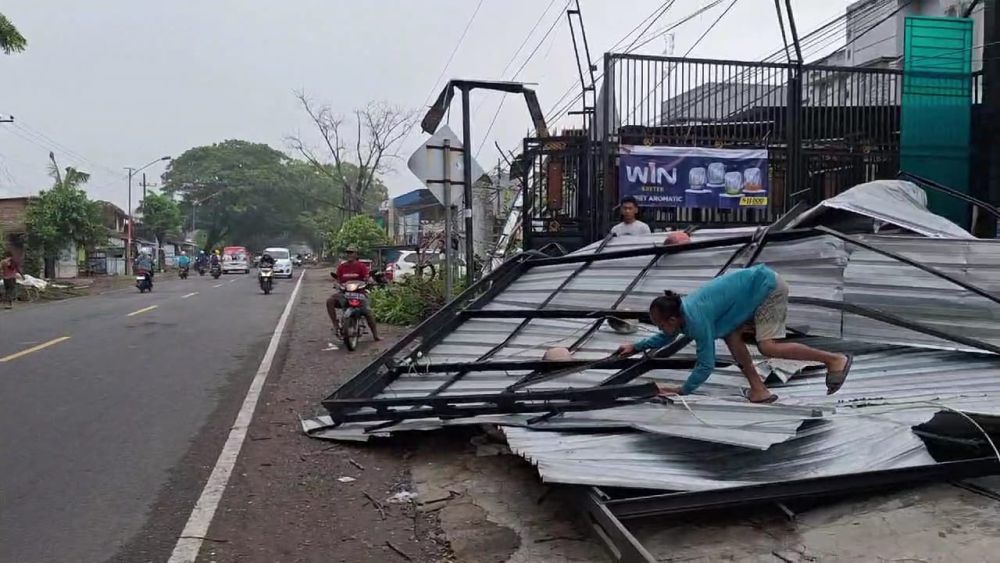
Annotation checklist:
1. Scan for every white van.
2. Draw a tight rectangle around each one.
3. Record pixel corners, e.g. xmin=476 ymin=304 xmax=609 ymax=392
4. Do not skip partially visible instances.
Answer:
xmin=264 ymin=247 xmax=293 ymax=278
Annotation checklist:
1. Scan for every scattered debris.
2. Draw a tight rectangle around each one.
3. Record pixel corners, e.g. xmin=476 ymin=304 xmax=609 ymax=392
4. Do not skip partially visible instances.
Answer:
xmin=348 ymin=457 xmax=365 ymax=471
xmin=363 ymin=492 xmax=387 ymax=519
xmin=386 ymin=490 xmax=419 ymax=504
xmin=336 ymin=476 xmax=356 ymax=483
xmin=385 ymin=540 xmax=412 ymax=561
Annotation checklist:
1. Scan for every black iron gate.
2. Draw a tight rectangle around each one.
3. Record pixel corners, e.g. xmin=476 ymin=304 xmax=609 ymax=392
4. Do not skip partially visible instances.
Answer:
xmin=520 ymin=52 xmax=981 ymax=250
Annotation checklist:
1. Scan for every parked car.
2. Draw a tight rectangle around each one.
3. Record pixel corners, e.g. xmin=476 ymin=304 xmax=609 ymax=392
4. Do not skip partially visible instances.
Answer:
xmin=264 ymin=247 xmax=294 ymax=278
xmin=385 ymin=251 xmax=464 ymax=282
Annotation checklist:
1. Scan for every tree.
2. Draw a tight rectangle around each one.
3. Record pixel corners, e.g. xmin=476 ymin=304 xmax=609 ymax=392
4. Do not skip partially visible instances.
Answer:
xmin=25 ymin=154 xmax=105 ymax=263
xmin=329 ymin=215 xmax=388 ymax=258
xmin=163 ymin=140 xmax=300 ymax=250
xmin=140 ymin=191 xmax=182 ymax=245
xmin=289 ymin=92 xmax=415 ymax=216
xmin=0 ymin=13 xmax=27 ymax=55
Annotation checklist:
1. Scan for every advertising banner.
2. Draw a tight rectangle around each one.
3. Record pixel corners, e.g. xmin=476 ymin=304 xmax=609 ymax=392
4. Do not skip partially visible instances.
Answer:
xmin=619 ymin=146 xmax=770 ymax=209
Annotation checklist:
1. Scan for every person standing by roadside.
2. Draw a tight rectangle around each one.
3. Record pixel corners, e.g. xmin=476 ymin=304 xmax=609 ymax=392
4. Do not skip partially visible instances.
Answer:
xmin=610 ymin=196 xmax=651 ymax=236
xmin=1 ymin=251 xmax=21 ymax=309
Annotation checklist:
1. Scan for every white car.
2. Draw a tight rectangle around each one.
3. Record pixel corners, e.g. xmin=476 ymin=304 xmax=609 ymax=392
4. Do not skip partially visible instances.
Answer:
xmin=264 ymin=247 xmax=294 ymax=278
xmin=388 ymin=251 xmax=464 ymax=282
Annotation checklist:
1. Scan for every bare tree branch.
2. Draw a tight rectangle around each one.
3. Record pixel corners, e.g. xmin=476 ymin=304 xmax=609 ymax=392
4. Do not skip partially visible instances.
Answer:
xmin=291 ymin=91 xmax=418 ymax=215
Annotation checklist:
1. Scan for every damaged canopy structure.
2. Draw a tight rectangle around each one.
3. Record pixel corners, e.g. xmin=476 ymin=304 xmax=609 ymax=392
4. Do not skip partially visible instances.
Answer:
xmin=306 ymin=179 xmax=1000 ymax=561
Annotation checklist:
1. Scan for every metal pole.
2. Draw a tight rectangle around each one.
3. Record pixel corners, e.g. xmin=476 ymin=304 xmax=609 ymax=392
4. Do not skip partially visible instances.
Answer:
xmin=443 ymin=138 xmax=454 ymax=301
xmin=982 ymin=0 xmax=1000 ymax=237
xmin=461 ymin=86 xmax=475 ymax=286
xmin=142 ymin=172 xmax=147 ymax=207
xmin=126 ymin=169 xmax=133 ymax=275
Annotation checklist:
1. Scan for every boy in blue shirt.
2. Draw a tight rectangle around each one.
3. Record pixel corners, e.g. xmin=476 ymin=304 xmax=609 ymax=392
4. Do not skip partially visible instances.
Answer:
xmin=617 ymin=264 xmax=852 ymax=403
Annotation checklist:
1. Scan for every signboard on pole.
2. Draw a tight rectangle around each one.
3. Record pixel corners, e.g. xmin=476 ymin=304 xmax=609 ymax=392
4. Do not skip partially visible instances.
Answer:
xmin=407 ymin=125 xmax=485 ymax=210
xmin=618 ymin=145 xmax=770 ymax=209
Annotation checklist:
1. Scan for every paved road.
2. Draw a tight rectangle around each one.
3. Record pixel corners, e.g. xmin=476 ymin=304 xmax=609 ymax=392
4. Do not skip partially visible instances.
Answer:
xmin=0 ymin=271 xmax=298 ymax=563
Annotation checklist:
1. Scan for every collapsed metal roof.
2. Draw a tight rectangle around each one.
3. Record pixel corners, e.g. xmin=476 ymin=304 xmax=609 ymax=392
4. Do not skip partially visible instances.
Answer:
xmin=306 ymin=180 xmax=1000 ymax=550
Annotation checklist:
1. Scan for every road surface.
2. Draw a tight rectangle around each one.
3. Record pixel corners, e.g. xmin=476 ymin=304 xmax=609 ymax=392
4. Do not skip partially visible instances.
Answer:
xmin=0 ymin=271 xmax=298 ymax=563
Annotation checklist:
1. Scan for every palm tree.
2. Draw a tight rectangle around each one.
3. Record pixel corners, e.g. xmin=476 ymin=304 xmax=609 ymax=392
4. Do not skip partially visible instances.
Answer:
xmin=48 ymin=152 xmax=90 ymax=190
xmin=0 ymin=12 xmax=27 ymax=55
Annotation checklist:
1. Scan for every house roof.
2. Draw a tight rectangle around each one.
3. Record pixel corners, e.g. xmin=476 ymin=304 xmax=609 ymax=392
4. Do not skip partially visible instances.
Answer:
xmin=392 ymin=188 xmax=440 ymax=210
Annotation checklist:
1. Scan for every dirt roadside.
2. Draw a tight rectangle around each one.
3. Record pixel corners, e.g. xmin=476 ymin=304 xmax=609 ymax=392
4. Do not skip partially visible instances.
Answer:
xmin=198 ymin=273 xmax=451 ymax=563
xmin=198 ymin=272 xmax=606 ymax=563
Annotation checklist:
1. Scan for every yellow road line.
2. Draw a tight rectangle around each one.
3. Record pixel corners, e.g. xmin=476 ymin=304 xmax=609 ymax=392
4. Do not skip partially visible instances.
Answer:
xmin=0 ymin=336 xmax=72 ymax=362
xmin=127 ymin=305 xmax=159 ymax=317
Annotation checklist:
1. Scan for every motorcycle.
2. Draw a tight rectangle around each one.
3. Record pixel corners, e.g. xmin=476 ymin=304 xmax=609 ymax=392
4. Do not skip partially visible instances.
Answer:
xmin=210 ymin=263 xmax=222 ymax=279
xmin=258 ymin=266 xmax=274 ymax=294
xmin=136 ymin=270 xmax=153 ymax=293
xmin=179 ymin=265 xmax=190 ymax=280
xmin=340 ymin=280 xmax=370 ymax=351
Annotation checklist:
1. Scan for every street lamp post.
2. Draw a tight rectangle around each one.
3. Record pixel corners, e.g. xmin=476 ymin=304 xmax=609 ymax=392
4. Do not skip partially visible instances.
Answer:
xmin=125 ymin=156 xmax=171 ymax=274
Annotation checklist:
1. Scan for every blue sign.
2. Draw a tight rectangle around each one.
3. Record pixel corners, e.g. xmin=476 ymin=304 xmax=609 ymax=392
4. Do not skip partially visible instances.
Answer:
xmin=619 ymin=146 xmax=770 ymax=210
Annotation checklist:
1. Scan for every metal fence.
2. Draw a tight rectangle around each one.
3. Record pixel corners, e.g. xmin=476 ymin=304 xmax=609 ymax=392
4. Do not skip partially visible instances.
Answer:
xmin=519 ymin=53 xmax=983 ymax=249
xmin=600 ymin=53 xmax=909 ymax=232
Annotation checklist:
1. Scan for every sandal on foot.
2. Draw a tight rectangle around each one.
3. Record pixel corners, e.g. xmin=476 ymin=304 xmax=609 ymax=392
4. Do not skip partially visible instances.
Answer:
xmin=741 ymin=388 xmax=779 ymax=404
xmin=826 ymin=354 xmax=854 ymax=395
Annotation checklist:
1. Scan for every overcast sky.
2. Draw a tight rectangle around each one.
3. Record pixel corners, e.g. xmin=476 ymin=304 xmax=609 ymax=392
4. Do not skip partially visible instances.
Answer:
xmin=0 ymin=0 xmax=852 ymax=209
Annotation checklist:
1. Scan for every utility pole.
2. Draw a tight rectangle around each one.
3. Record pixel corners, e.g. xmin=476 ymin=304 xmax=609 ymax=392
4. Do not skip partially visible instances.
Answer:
xmin=126 ymin=168 xmax=135 ymax=275
xmin=142 ymin=173 xmax=147 ymax=207
xmin=442 ymin=138 xmax=454 ymax=301
xmin=461 ymin=86 xmax=475 ymax=286
xmin=982 ymin=0 xmax=1000 ymax=237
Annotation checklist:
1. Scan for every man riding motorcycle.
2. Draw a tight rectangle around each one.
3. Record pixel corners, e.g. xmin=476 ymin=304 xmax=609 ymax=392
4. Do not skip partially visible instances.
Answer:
xmin=326 ymin=245 xmax=380 ymax=341
xmin=259 ymin=252 xmax=276 ymax=269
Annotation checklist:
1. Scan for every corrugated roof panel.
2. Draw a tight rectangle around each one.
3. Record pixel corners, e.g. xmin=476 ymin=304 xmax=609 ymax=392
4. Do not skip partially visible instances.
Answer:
xmin=502 ymin=414 xmax=936 ymax=491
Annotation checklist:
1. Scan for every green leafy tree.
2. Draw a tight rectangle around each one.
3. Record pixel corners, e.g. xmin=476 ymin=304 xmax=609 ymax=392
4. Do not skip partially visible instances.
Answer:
xmin=140 ymin=191 xmax=182 ymax=245
xmin=163 ymin=140 xmax=300 ymax=250
xmin=163 ymin=140 xmax=388 ymax=252
xmin=329 ymin=215 xmax=388 ymax=258
xmin=25 ymin=154 xmax=105 ymax=263
xmin=0 ymin=13 xmax=27 ymax=55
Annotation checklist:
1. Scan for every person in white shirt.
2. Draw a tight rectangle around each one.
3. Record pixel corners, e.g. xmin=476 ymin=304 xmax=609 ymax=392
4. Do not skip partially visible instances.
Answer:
xmin=610 ymin=196 xmax=651 ymax=236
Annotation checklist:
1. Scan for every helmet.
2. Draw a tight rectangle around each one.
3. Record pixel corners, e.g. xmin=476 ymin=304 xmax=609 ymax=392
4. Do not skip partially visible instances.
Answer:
xmin=199 ymin=250 xmax=205 ymax=255
xmin=214 ymin=249 xmax=221 ymax=255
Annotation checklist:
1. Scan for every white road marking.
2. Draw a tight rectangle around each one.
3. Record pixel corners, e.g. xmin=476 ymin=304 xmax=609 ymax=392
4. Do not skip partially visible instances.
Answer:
xmin=126 ymin=305 xmax=158 ymax=317
xmin=228 ymin=278 xmax=238 ymax=284
xmin=181 ymin=292 xmax=199 ymax=299
xmin=0 ymin=336 xmax=72 ymax=362
xmin=168 ymin=271 xmax=305 ymax=563
xmin=212 ymin=283 xmax=224 ymax=288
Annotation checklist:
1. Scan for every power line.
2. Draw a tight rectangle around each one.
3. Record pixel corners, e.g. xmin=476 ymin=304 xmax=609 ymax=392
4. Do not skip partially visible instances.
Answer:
xmin=471 ymin=0 xmax=560 ymax=118
xmin=476 ymin=0 xmax=571 ymax=157
xmin=623 ymin=0 xmax=741 ymax=124
xmin=398 ymin=0 xmax=486 ymax=149
xmin=621 ymin=0 xmax=677 ymax=54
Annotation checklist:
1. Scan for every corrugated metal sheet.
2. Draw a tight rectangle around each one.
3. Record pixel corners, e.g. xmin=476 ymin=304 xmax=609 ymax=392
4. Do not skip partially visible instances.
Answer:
xmin=305 ymin=398 xmax=829 ymax=450
xmin=502 ymin=414 xmax=935 ymax=491
xmin=308 ymin=228 xmax=1000 ymax=493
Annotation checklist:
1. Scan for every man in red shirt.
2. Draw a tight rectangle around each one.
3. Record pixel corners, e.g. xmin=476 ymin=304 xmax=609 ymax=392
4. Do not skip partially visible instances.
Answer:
xmin=1 ymin=251 xmax=21 ymax=309
xmin=326 ymin=245 xmax=380 ymax=340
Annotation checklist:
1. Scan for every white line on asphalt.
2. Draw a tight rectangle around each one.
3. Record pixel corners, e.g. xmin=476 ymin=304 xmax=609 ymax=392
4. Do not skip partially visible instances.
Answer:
xmin=168 ymin=271 xmax=305 ymax=563
xmin=181 ymin=292 xmax=199 ymax=299
xmin=0 ymin=336 xmax=72 ymax=362
xmin=126 ymin=305 xmax=158 ymax=317
xmin=228 ymin=278 xmax=238 ymax=284
xmin=212 ymin=283 xmax=224 ymax=288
